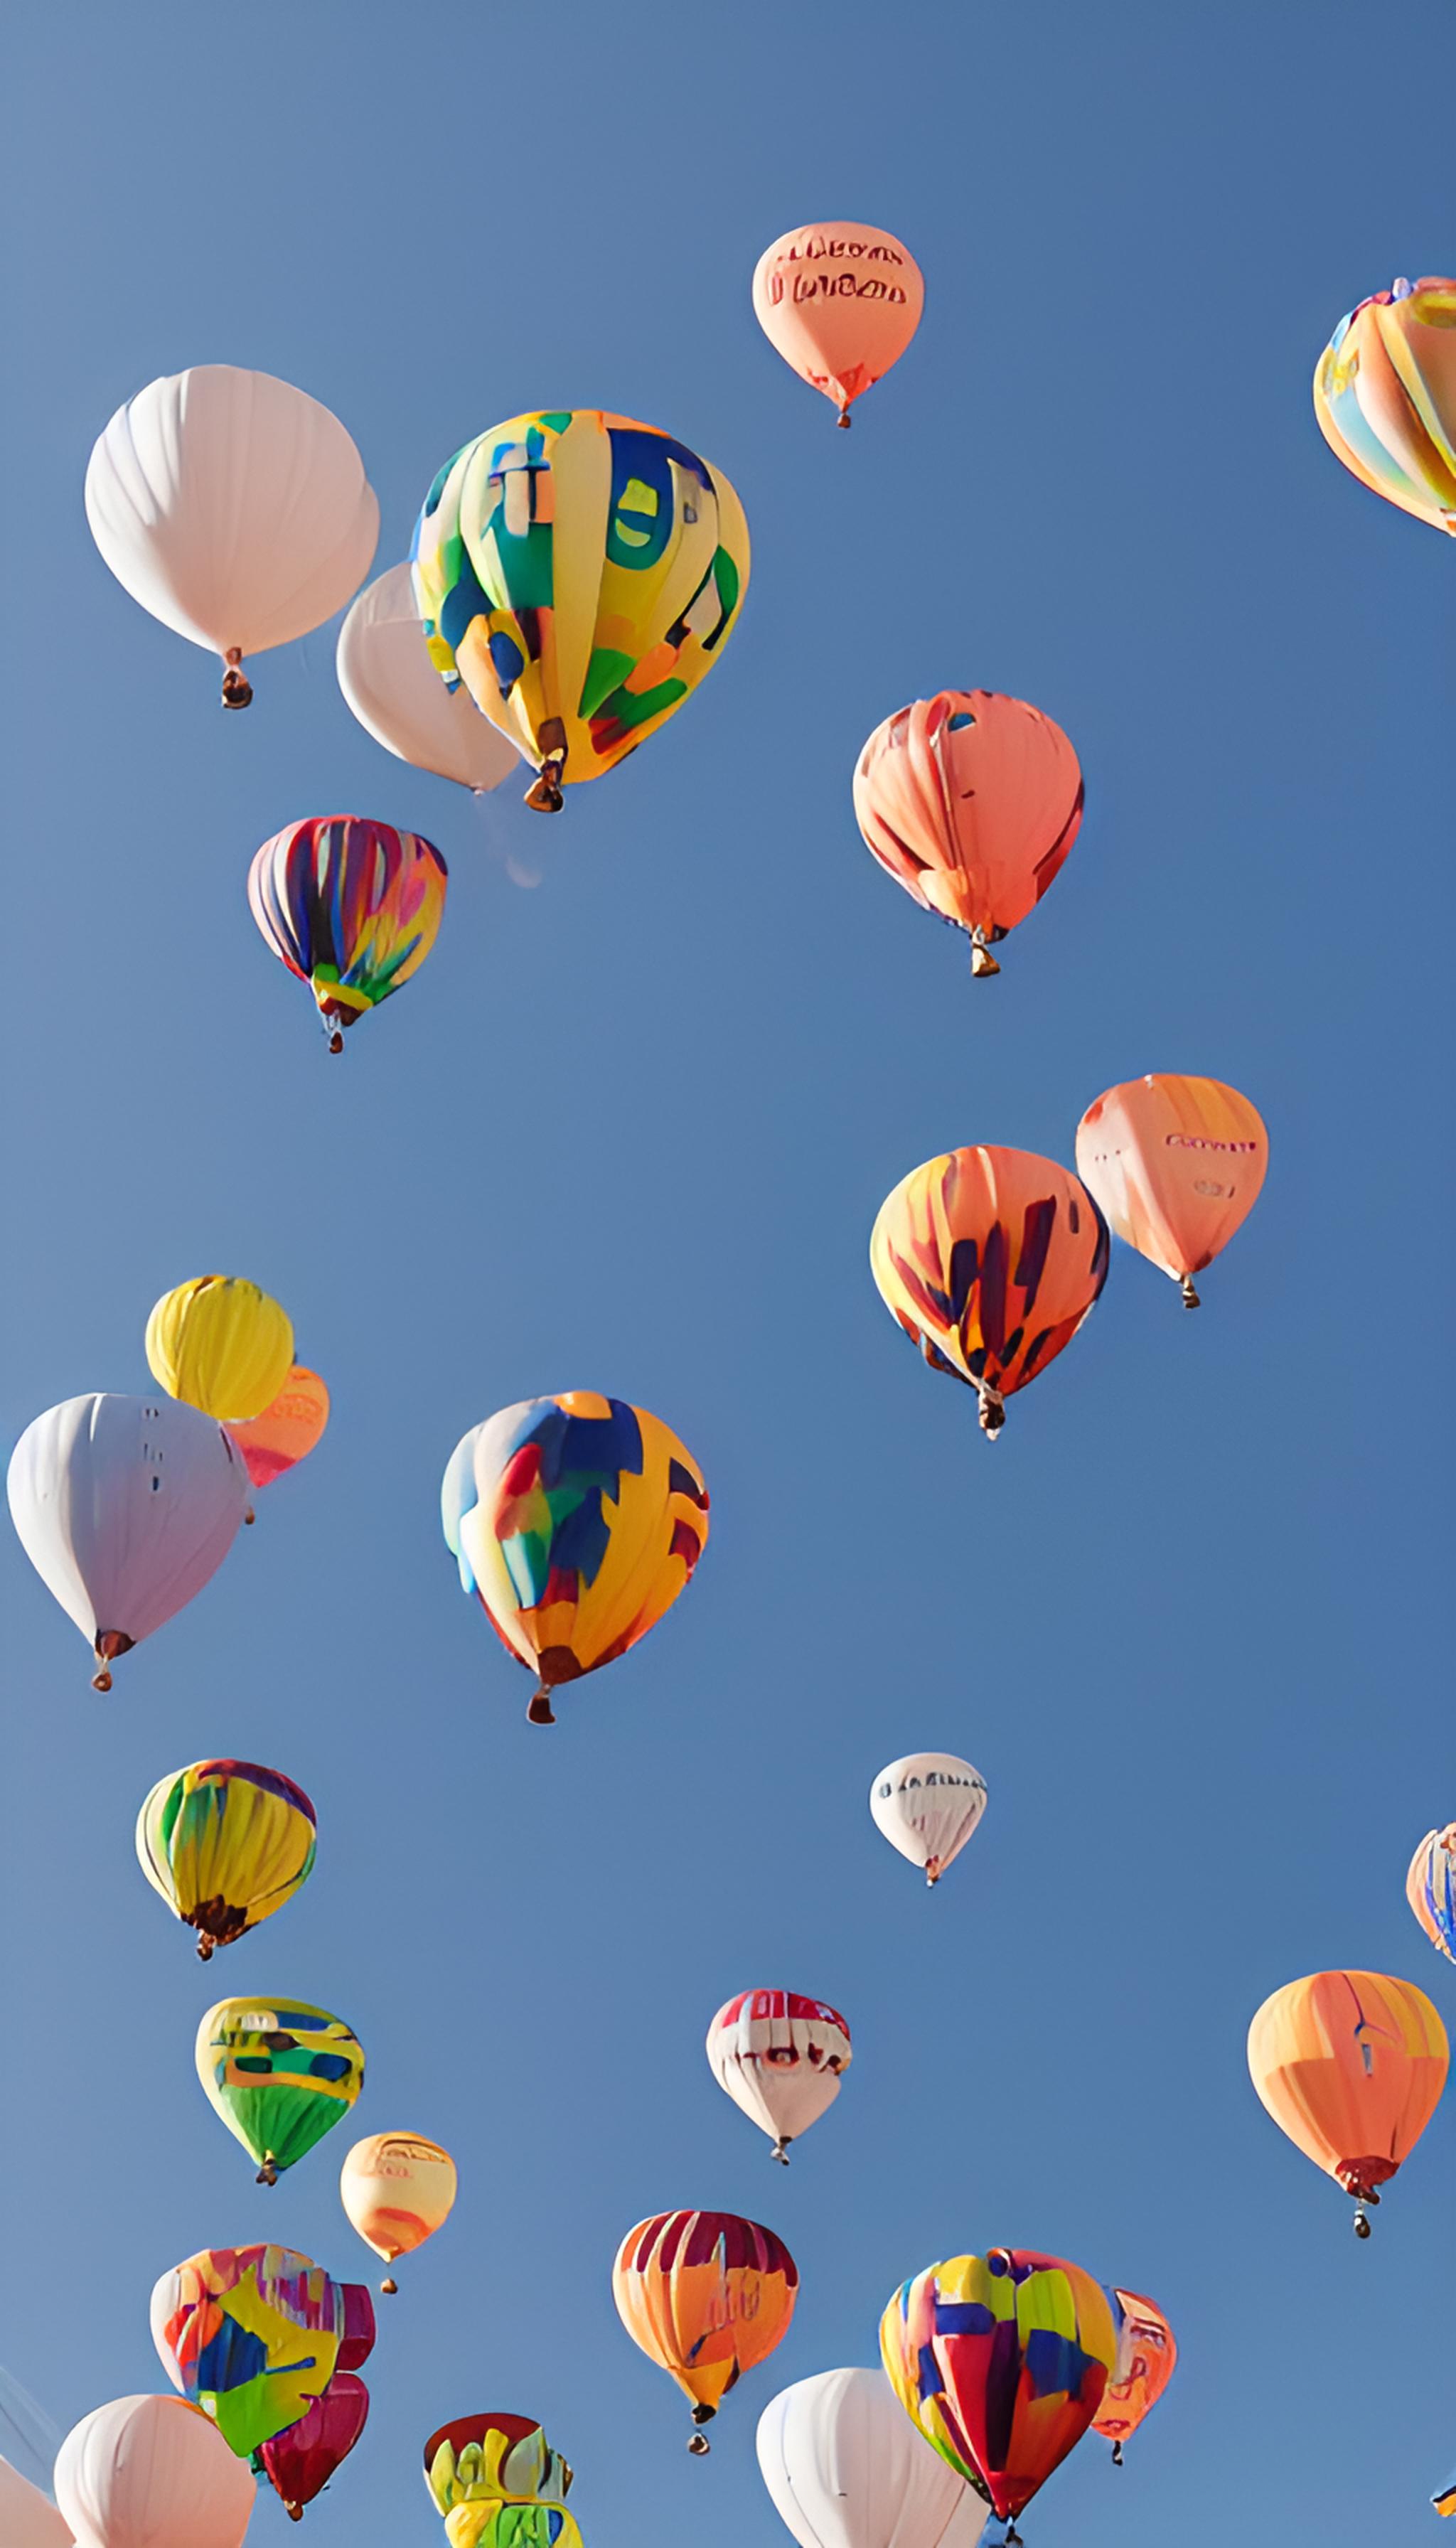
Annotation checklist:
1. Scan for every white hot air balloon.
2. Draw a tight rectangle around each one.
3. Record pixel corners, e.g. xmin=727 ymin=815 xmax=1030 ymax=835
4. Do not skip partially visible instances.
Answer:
xmin=706 ymin=1990 xmax=852 ymax=2163
xmin=0 ymin=2456 xmax=72 ymax=2547
xmin=85 ymin=366 xmax=378 ymax=707
xmin=869 ymin=1754 xmax=987 ymax=1886
xmin=757 ymin=2367 xmax=986 ymax=2548
xmin=337 ymin=564 xmax=522 ymax=791
xmin=7 ymin=1394 xmax=248 ymax=1688
xmin=53 ymin=2396 xmax=253 ymax=2548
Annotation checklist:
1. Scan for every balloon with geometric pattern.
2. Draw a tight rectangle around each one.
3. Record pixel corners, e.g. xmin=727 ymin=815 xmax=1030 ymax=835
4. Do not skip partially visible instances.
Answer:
xmin=195 ymin=1997 xmax=365 ymax=2185
xmin=1313 ymin=277 xmax=1456 ymax=535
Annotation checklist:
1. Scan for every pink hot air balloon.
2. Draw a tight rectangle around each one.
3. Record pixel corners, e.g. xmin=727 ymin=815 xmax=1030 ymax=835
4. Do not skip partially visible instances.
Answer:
xmin=259 ymin=2375 xmax=369 ymax=2522
xmin=752 ymin=223 xmax=924 ymax=425
xmin=54 ymin=2395 xmax=254 ymax=2548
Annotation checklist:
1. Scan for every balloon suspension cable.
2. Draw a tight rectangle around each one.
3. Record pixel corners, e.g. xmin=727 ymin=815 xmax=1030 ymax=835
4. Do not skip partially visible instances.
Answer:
xmin=771 ymin=2137 xmax=791 ymax=2165
xmin=969 ymin=927 xmax=1001 ymax=978
xmin=380 ymin=2276 xmax=397 ymax=2295
xmin=977 ymin=1381 xmax=1006 ymax=1437
xmin=527 ymin=1686 xmax=557 ymax=1726
xmin=220 ymin=648 xmax=254 ymax=711
xmin=1179 ymin=1273 xmax=1201 ymax=1310
xmin=257 ymin=2156 xmax=279 ymax=2187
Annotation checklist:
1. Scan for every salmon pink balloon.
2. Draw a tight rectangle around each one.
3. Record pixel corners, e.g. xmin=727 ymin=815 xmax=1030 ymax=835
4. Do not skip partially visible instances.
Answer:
xmin=227 ymin=1369 xmax=330 ymax=1492
xmin=1075 ymin=1076 xmax=1267 ymax=1308
xmin=753 ymin=223 xmax=924 ymax=424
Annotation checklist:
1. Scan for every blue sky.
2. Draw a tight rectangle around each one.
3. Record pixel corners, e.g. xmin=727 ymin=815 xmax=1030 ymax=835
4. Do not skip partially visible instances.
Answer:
xmin=1 ymin=2 xmax=1450 ymax=2542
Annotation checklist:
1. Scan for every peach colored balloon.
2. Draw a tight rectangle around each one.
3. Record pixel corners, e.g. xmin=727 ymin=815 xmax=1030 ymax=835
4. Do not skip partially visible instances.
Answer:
xmin=1246 ymin=1970 xmax=1447 ymax=2230
xmin=225 ymin=1368 xmax=330 ymax=1491
xmin=340 ymin=2131 xmax=456 ymax=2279
xmin=1076 ymin=1076 xmax=1267 ymax=1307
xmin=752 ymin=223 xmax=924 ymax=424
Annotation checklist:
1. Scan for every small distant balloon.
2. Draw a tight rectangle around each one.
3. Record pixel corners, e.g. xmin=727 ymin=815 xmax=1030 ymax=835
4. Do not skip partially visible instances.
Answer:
xmin=226 ymin=1368 xmax=329 ymax=1492
xmin=248 ymin=816 xmax=448 ymax=1054
xmin=1075 ymin=1076 xmax=1267 ymax=1308
xmin=146 ymin=1276 xmax=294 ymax=1423
xmin=136 ymin=1758 xmax=316 ymax=1958
xmin=341 ymin=2133 xmax=457 ymax=2291
xmin=196 ymin=1997 xmax=365 ymax=2184
xmin=1313 ymin=277 xmax=1456 ymax=535
xmin=753 ymin=224 xmax=924 ymax=425
xmin=869 ymin=1754 xmax=987 ymax=1885
xmin=706 ymin=1991 xmax=852 ymax=2163
xmin=1406 ymin=1826 xmax=1456 ymax=1962
xmin=1093 ymin=2288 xmax=1177 ymax=2463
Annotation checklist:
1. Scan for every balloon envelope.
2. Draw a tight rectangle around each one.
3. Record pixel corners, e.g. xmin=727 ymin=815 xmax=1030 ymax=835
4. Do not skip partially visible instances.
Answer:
xmin=1247 ymin=1970 xmax=1448 ymax=2215
xmin=1075 ymin=1076 xmax=1267 ymax=1301
xmin=1092 ymin=2289 xmax=1177 ymax=2457
xmin=151 ymin=2247 xmax=374 ymax=2461
xmin=869 ymin=1755 xmax=987 ymax=1885
xmin=54 ymin=2394 xmax=254 ymax=2548
xmin=341 ymin=2131 xmax=457 ymax=2264
xmin=707 ymin=1991 xmax=852 ymax=2159
xmin=146 ymin=1278 xmax=294 ymax=1423
xmin=259 ymin=2374 xmax=368 ymax=2520
xmin=756 ymin=2367 xmax=986 ymax=2548
xmin=1406 ymin=1825 xmax=1456 ymax=1961
xmin=136 ymin=1759 xmax=316 ymax=1956
xmin=423 ymin=2412 xmax=580 ymax=2547
xmin=225 ymin=1369 xmax=329 ymax=1492
xmin=1313 ymin=276 xmax=1456 ymax=534
xmin=248 ymin=816 xmax=449 ymax=1048
xmin=0 ymin=2456 xmax=71 ymax=2547
xmin=196 ymin=1997 xmax=365 ymax=2180
xmin=752 ymin=224 xmax=924 ymax=422
xmin=337 ymin=564 xmax=523 ymax=792
xmin=613 ymin=2211 xmax=798 ymax=2440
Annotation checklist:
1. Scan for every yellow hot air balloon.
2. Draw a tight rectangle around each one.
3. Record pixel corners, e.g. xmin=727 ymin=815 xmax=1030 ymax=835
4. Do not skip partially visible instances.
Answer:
xmin=341 ymin=2132 xmax=458 ymax=2292
xmin=136 ymin=1758 xmax=317 ymax=1958
xmin=146 ymin=1276 xmax=294 ymax=1422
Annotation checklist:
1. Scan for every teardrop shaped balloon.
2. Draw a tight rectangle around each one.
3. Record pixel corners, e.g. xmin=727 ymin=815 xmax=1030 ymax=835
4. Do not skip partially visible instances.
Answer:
xmin=85 ymin=365 xmax=378 ymax=704
xmin=151 ymin=2244 xmax=375 ymax=2460
xmin=55 ymin=2395 xmax=255 ymax=2548
xmin=146 ymin=1276 xmax=294 ymax=1423
xmin=1313 ymin=277 xmax=1456 ymax=535
xmin=753 ymin=225 xmax=924 ymax=424
xmin=259 ymin=2372 xmax=370 ymax=2522
xmin=1246 ymin=1970 xmax=1448 ymax=2233
xmin=196 ymin=1997 xmax=365 ymax=2184
xmin=341 ymin=2132 xmax=457 ymax=2289
xmin=706 ymin=1991 xmax=852 ymax=2163
xmin=411 ymin=410 xmax=749 ymax=808
xmin=423 ymin=2412 xmax=582 ymax=2548
xmin=136 ymin=1759 xmax=317 ymax=1958
xmin=8 ymin=1393 xmax=247 ymax=1688
xmin=1092 ymin=2289 xmax=1177 ymax=2463
xmin=880 ymin=2249 xmax=1116 ymax=2535
xmin=225 ymin=1368 xmax=330 ymax=1492
xmin=338 ymin=564 xmax=523 ymax=792
xmin=756 ymin=2367 xmax=987 ymax=2548
xmin=869 ymin=1754 xmax=987 ymax=1885
xmin=442 ymin=1393 xmax=710 ymax=1722
xmin=1407 ymin=1825 xmax=1456 ymax=1961
xmin=612 ymin=2211 xmax=798 ymax=2452
xmin=870 ymin=1147 xmax=1109 ymax=1433
xmin=1075 ymin=1076 xmax=1267 ymax=1308
xmin=853 ymin=692 xmax=1083 ymax=975
xmin=248 ymin=815 xmax=449 ymax=1053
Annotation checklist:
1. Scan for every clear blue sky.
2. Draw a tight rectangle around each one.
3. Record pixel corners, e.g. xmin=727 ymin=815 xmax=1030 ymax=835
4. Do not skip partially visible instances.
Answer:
xmin=1 ymin=4 xmax=1450 ymax=2542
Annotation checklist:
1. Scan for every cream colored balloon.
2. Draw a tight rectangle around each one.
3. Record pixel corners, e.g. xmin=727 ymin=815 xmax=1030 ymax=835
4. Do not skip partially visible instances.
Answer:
xmin=0 ymin=2456 xmax=72 ymax=2547
xmin=706 ymin=1991 xmax=852 ymax=2163
xmin=341 ymin=2130 xmax=458 ymax=2289
xmin=869 ymin=1754 xmax=987 ymax=1885
xmin=54 ymin=2397 xmax=254 ymax=2548
xmin=337 ymin=564 xmax=523 ymax=791
xmin=757 ymin=2367 xmax=986 ymax=2548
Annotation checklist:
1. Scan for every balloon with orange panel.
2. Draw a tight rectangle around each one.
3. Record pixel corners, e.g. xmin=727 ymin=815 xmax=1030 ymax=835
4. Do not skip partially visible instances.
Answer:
xmin=753 ymin=223 xmax=924 ymax=425
xmin=1075 ymin=1077 xmax=1267 ymax=1309
xmin=1313 ymin=276 xmax=1456 ymax=535
xmin=854 ymin=692 xmax=1083 ymax=977
xmin=870 ymin=1146 xmax=1109 ymax=1435
xmin=1246 ymin=1969 xmax=1448 ymax=2236
xmin=341 ymin=2131 xmax=458 ymax=2292
xmin=227 ymin=1367 xmax=330 ymax=1495
xmin=1093 ymin=2288 xmax=1177 ymax=2464
xmin=611 ymin=2209 xmax=798 ymax=2453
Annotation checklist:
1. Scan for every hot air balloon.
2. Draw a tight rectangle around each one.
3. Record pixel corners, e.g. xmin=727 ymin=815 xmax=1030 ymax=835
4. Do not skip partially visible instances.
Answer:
xmin=706 ymin=1991 xmax=852 ymax=2163
xmin=853 ymin=692 xmax=1082 ymax=976
xmin=85 ymin=365 xmax=378 ymax=705
xmin=337 ymin=565 xmax=523 ymax=793
xmin=54 ymin=2397 xmax=254 ymax=2548
xmin=423 ymin=2413 xmax=582 ymax=2548
xmin=1246 ymin=1970 xmax=1449 ymax=2233
xmin=196 ymin=1998 xmax=365 ymax=2184
xmin=7 ymin=1393 xmax=247 ymax=1688
xmin=757 ymin=2367 xmax=987 ymax=2548
xmin=226 ymin=1369 xmax=329 ymax=1494
xmin=1406 ymin=1826 xmax=1456 ymax=1962
xmin=146 ymin=1278 xmax=294 ymax=1423
xmin=248 ymin=817 xmax=449 ymax=1053
xmin=442 ymin=1392 xmax=710 ymax=1722
xmin=0 ymin=2456 xmax=70 ymax=2548
xmin=870 ymin=1147 xmax=1109 ymax=1433
xmin=1092 ymin=2289 xmax=1177 ymax=2464
xmin=1074 ymin=1077 xmax=1267 ymax=1308
xmin=1313 ymin=277 xmax=1456 ymax=535
xmin=1435 ymin=2466 xmax=1456 ymax=2517
xmin=752 ymin=225 xmax=924 ymax=426
xmin=881 ymin=2249 xmax=1115 ymax=2542
xmin=151 ymin=2247 xmax=374 ymax=2461
xmin=411 ymin=409 xmax=749 ymax=809
xmin=259 ymin=2375 xmax=369 ymax=2523
xmin=869 ymin=1755 xmax=988 ymax=1885
xmin=612 ymin=2211 xmax=798 ymax=2452
xmin=136 ymin=1760 xmax=317 ymax=1959
xmin=340 ymin=2133 xmax=457 ymax=2291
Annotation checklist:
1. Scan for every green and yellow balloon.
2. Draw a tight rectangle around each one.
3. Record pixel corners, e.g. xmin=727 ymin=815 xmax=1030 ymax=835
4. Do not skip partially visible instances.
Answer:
xmin=196 ymin=1996 xmax=364 ymax=2184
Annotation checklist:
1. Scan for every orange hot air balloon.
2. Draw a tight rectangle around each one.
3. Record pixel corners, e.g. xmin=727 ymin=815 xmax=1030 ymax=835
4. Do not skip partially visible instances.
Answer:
xmin=752 ymin=223 xmax=924 ymax=426
xmin=611 ymin=2210 xmax=798 ymax=2453
xmin=1075 ymin=1077 xmax=1267 ymax=1309
xmin=870 ymin=1145 xmax=1109 ymax=1433
xmin=853 ymin=691 xmax=1083 ymax=976
xmin=226 ymin=1368 xmax=330 ymax=1493
xmin=1093 ymin=2288 xmax=1177 ymax=2463
xmin=1247 ymin=1970 xmax=1448 ymax=2234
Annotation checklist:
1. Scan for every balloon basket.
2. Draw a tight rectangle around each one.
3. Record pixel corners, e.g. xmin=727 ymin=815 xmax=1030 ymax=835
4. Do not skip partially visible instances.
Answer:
xmin=976 ymin=1385 xmax=1006 ymax=1437
xmin=969 ymin=931 xmax=1000 ymax=978
xmin=92 ymin=1667 xmax=113 ymax=1692
xmin=220 ymin=651 xmax=253 ymax=710
xmin=1179 ymin=1273 xmax=1201 ymax=1310
xmin=836 ymin=409 xmax=852 ymax=429
xmin=257 ymin=2158 xmax=279 ymax=2187
xmin=771 ymin=2138 xmax=791 ymax=2165
xmin=687 ymin=2432 xmax=712 ymax=2455
xmin=380 ymin=2277 xmax=397 ymax=2295
xmin=527 ymin=1688 xmax=557 ymax=1725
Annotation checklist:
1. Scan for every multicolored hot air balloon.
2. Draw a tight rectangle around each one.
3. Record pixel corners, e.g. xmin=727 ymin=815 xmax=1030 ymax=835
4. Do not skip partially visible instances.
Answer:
xmin=150 ymin=2244 xmax=375 ymax=2460
xmin=612 ymin=2210 xmax=799 ymax=2452
xmin=442 ymin=1393 xmax=710 ymax=1721
xmin=423 ymin=2412 xmax=582 ymax=2548
xmin=1313 ymin=277 xmax=1456 ymax=535
xmin=870 ymin=1147 xmax=1109 ymax=1433
xmin=7 ymin=1393 xmax=248 ymax=1688
xmin=1075 ymin=1076 xmax=1267 ymax=1308
xmin=869 ymin=1755 xmax=988 ymax=1885
xmin=1406 ymin=1826 xmax=1456 ymax=1962
xmin=1246 ymin=1970 xmax=1449 ymax=2233
xmin=880 ymin=2249 xmax=1116 ymax=2541
xmin=756 ymin=2366 xmax=987 ymax=2548
xmin=196 ymin=1996 xmax=365 ymax=2184
xmin=1435 ymin=2465 xmax=1456 ymax=2518
xmin=853 ymin=692 xmax=1083 ymax=975
xmin=341 ymin=2132 xmax=458 ymax=2291
xmin=259 ymin=2373 xmax=370 ymax=2522
xmin=411 ymin=410 xmax=749 ymax=809
xmin=55 ymin=2394 xmax=255 ymax=2548
xmin=248 ymin=816 xmax=449 ymax=1053
xmin=1092 ymin=2289 xmax=1177 ymax=2464
xmin=136 ymin=1759 xmax=316 ymax=1958
xmin=146 ymin=1276 xmax=294 ymax=1424
xmin=752 ymin=224 xmax=924 ymax=426
xmin=226 ymin=1368 xmax=330 ymax=1494
xmin=706 ymin=1991 xmax=852 ymax=2163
